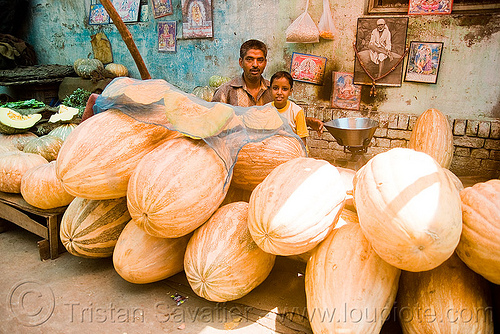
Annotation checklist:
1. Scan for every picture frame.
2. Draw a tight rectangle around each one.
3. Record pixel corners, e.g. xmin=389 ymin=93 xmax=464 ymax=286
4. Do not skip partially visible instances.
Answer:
xmin=181 ymin=0 xmax=213 ymax=39
xmin=89 ymin=4 xmax=110 ymax=25
xmin=353 ymin=17 xmax=409 ymax=87
xmin=404 ymin=41 xmax=444 ymax=84
xmin=408 ymin=0 xmax=454 ymax=15
xmin=290 ymin=52 xmax=328 ymax=85
xmin=151 ymin=0 xmax=173 ymax=19
xmin=332 ymin=72 xmax=362 ymax=110
xmin=112 ymin=0 xmax=141 ymax=23
xmin=158 ymin=21 xmax=177 ymax=52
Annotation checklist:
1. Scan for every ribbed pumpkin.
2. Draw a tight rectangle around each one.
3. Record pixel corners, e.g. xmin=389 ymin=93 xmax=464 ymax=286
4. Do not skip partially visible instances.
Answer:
xmin=456 ymin=179 xmax=500 ymax=284
xmin=60 ymin=196 xmax=131 ymax=258
xmin=184 ymin=202 xmax=276 ymax=302
xmin=23 ymin=134 xmax=63 ymax=162
xmin=231 ymin=135 xmax=306 ymax=191
xmin=397 ymin=253 xmax=494 ymax=333
xmin=0 ymin=132 xmax=38 ymax=150
xmin=56 ymin=109 xmax=180 ymax=200
xmin=337 ymin=166 xmax=357 ymax=212
xmin=248 ymin=157 xmax=346 ymax=256
xmin=353 ymin=148 xmax=462 ymax=272
xmin=444 ymin=168 xmax=464 ymax=192
xmin=305 ymin=222 xmax=401 ymax=334
xmin=127 ymin=137 xmax=230 ymax=238
xmin=105 ymin=63 xmax=128 ymax=77
xmin=0 ymin=151 xmax=48 ymax=193
xmin=20 ymin=161 xmax=74 ymax=209
xmin=409 ymin=108 xmax=454 ymax=168
xmin=0 ymin=143 xmax=18 ymax=153
xmin=113 ymin=221 xmax=190 ymax=284
xmin=47 ymin=123 xmax=78 ymax=141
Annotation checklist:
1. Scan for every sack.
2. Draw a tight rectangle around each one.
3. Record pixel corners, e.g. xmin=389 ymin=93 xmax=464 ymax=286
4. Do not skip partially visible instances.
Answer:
xmin=285 ymin=0 xmax=319 ymax=43
xmin=318 ymin=0 xmax=336 ymax=40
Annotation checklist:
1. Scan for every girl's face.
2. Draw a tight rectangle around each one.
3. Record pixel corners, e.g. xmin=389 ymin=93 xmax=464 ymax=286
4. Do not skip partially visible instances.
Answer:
xmin=271 ymin=77 xmax=292 ymax=109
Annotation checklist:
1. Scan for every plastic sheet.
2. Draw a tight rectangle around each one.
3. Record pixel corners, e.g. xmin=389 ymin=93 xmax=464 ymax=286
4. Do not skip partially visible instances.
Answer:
xmin=93 ymin=77 xmax=306 ymax=184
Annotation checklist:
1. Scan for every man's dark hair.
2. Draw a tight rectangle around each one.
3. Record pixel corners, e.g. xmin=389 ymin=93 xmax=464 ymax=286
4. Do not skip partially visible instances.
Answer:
xmin=270 ymin=71 xmax=294 ymax=89
xmin=240 ymin=39 xmax=267 ymax=59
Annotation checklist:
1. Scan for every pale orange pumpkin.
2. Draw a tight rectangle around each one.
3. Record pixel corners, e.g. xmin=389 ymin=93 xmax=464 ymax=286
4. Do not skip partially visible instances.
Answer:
xmin=231 ymin=135 xmax=306 ymax=191
xmin=397 ymin=253 xmax=494 ymax=333
xmin=337 ymin=166 xmax=357 ymax=212
xmin=305 ymin=222 xmax=401 ymax=334
xmin=184 ymin=202 xmax=276 ymax=302
xmin=21 ymin=161 xmax=74 ymax=209
xmin=56 ymin=109 xmax=180 ymax=200
xmin=456 ymin=179 xmax=500 ymax=284
xmin=0 ymin=151 xmax=48 ymax=193
xmin=248 ymin=157 xmax=346 ymax=256
xmin=113 ymin=221 xmax=190 ymax=284
xmin=0 ymin=132 xmax=38 ymax=150
xmin=353 ymin=148 xmax=462 ymax=272
xmin=23 ymin=134 xmax=63 ymax=162
xmin=127 ymin=137 xmax=230 ymax=238
xmin=409 ymin=108 xmax=454 ymax=168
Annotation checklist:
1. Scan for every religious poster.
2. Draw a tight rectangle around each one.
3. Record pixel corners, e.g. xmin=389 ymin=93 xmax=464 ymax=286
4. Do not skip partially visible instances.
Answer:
xmin=89 ymin=4 xmax=110 ymax=25
xmin=181 ymin=0 xmax=213 ymax=39
xmin=158 ymin=21 xmax=177 ymax=52
xmin=409 ymin=0 xmax=453 ymax=15
xmin=405 ymin=41 xmax=444 ymax=84
xmin=332 ymin=72 xmax=362 ymax=110
xmin=290 ymin=52 xmax=327 ymax=85
xmin=151 ymin=0 xmax=173 ymax=19
xmin=112 ymin=0 xmax=141 ymax=23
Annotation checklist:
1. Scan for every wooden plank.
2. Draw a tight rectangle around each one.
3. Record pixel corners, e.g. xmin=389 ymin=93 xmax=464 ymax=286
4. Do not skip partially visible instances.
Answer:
xmin=0 ymin=202 xmax=48 ymax=238
xmin=47 ymin=215 xmax=60 ymax=259
xmin=0 ymin=191 xmax=67 ymax=217
xmin=38 ymin=240 xmax=50 ymax=261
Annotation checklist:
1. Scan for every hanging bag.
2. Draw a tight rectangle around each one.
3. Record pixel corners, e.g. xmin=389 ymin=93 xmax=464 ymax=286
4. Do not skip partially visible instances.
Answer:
xmin=285 ymin=0 xmax=320 ymax=43
xmin=318 ymin=0 xmax=336 ymax=40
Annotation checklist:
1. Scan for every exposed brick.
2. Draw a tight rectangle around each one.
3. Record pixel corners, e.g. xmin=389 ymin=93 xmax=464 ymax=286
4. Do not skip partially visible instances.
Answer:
xmin=490 ymin=150 xmax=500 ymax=161
xmin=387 ymin=129 xmax=412 ymax=140
xmin=328 ymin=141 xmax=344 ymax=151
xmin=481 ymin=159 xmax=500 ymax=171
xmin=450 ymin=156 xmax=482 ymax=176
xmin=390 ymin=139 xmax=407 ymax=148
xmin=471 ymin=148 xmax=489 ymax=159
xmin=388 ymin=114 xmax=399 ymax=129
xmin=396 ymin=114 xmax=409 ymax=130
xmin=478 ymin=121 xmax=491 ymax=138
xmin=484 ymin=139 xmax=500 ymax=150
xmin=453 ymin=119 xmax=466 ymax=136
xmin=466 ymin=120 xmax=479 ymax=137
xmin=374 ymin=127 xmax=388 ymax=137
xmin=491 ymin=121 xmax=500 ymax=139
xmin=377 ymin=113 xmax=390 ymax=128
xmin=308 ymin=138 xmax=329 ymax=149
xmin=453 ymin=136 xmax=485 ymax=148
xmin=454 ymin=147 xmax=471 ymax=157
xmin=376 ymin=138 xmax=391 ymax=148
xmin=408 ymin=115 xmax=418 ymax=131
xmin=367 ymin=146 xmax=390 ymax=155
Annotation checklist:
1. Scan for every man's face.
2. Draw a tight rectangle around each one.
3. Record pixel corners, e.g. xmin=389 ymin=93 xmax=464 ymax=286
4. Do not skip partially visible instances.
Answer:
xmin=377 ymin=23 xmax=385 ymax=32
xmin=239 ymin=49 xmax=267 ymax=81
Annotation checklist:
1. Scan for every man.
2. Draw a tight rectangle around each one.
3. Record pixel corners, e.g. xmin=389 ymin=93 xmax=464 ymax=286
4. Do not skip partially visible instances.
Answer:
xmin=368 ymin=19 xmax=394 ymax=78
xmin=212 ymin=39 xmax=323 ymax=135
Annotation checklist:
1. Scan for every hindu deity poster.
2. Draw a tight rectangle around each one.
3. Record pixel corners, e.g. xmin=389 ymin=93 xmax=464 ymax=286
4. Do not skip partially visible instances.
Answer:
xmin=181 ymin=0 xmax=213 ymax=39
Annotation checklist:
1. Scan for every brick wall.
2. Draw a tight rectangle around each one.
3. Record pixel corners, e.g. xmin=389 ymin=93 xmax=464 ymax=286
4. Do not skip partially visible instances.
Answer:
xmin=302 ymin=105 xmax=500 ymax=179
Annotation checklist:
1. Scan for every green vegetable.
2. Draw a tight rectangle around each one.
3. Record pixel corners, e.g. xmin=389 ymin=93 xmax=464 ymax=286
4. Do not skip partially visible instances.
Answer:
xmin=0 ymin=99 xmax=46 ymax=110
xmin=62 ymin=88 xmax=92 ymax=117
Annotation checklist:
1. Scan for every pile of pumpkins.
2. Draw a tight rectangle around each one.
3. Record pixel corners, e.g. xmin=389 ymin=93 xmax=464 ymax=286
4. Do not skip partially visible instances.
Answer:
xmin=0 ymin=80 xmax=498 ymax=334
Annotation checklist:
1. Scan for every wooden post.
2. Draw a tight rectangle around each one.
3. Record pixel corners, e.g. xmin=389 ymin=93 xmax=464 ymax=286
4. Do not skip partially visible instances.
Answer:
xmin=100 ymin=0 xmax=151 ymax=80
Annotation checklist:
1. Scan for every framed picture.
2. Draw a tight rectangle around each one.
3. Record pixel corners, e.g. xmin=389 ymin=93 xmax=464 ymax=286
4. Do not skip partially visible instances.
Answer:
xmin=409 ymin=0 xmax=454 ymax=15
xmin=151 ymin=0 xmax=173 ymax=19
xmin=139 ymin=4 xmax=149 ymax=22
xmin=404 ymin=41 xmax=444 ymax=84
xmin=353 ymin=17 xmax=409 ymax=87
xmin=332 ymin=72 xmax=362 ymax=110
xmin=158 ymin=21 xmax=177 ymax=52
xmin=290 ymin=53 xmax=328 ymax=85
xmin=112 ymin=0 xmax=141 ymax=23
xmin=181 ymin=0 xmax=213 ymax=39
xmin=89 ymin=4 xmax=110 ymax=25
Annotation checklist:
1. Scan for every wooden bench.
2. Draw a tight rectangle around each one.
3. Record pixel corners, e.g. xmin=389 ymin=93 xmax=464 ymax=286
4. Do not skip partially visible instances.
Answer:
xmin=0 ymin=191 xmax=67 ymax=260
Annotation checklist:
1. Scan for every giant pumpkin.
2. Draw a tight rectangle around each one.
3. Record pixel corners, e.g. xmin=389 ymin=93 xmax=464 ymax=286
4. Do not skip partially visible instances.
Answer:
xmin=184 ymin=202 xmax=275 ymax=302
xmin=0 ymin=151 xmax=48 ymax=193
xmin=409 ymin=108 xmax=454 ymax=168
xmin=305 ymin=222 xmax=401 ymax=334
xmin=56 ymin=109 xmax=180 ymax=200
xmin=353 ymin=148 xmax=462 ymax=272
xmin=456 ymin=179 xmax=500 ymax=284
xmin=248 ymin=157 xmax=346 ymax=256
xmin=127 ymin=137 xmax=230 ymax=238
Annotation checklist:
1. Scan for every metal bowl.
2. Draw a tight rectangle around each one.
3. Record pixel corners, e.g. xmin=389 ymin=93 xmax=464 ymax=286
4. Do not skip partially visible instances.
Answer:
xmin=324 ymin=117 xmax=379 ymax=148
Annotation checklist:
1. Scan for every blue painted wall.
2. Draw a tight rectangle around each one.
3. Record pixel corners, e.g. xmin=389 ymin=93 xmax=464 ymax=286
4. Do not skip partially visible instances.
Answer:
xmin=23 ymin=0 xmax=500 ymax=120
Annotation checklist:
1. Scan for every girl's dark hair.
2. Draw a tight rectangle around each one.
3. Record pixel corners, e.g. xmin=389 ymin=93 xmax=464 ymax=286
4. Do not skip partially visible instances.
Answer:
xmin=240 ymin=39 xmax=267 ymax=59
xmin=270 ymin=71 xmax=294 ymax=88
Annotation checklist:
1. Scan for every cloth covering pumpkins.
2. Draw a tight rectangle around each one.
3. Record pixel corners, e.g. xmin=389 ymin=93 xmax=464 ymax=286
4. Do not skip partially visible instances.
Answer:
xmin=184 ymin=202 xmax=275 ymax=302
xmin=456 ymin=179 xmax=500 ymax=284
xmin=353 ymin=148 xmax=462 ymax=272
xmin=248 ymin=157 xmax=346 ymax=256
